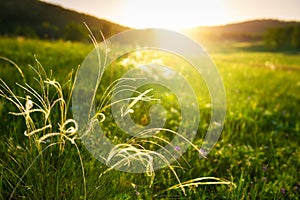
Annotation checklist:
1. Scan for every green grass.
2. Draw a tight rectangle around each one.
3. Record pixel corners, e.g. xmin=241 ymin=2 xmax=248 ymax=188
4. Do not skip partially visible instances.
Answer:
xmin=0 ymin=36 xmax=299 ymax=199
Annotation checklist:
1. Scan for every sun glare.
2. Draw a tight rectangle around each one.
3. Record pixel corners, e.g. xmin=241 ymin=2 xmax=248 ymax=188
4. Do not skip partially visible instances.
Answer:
xmin=120 ymin=0 xmax=229 ymax=30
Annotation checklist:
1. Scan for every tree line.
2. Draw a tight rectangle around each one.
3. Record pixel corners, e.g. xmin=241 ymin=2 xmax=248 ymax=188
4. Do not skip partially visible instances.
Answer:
xmin=0 ymin=0 xmax=128 ymax=42
xmin=6 ymin=22 xmax=90 ymax=41
xmin=264 ymin=25 xmax=300 ymax=50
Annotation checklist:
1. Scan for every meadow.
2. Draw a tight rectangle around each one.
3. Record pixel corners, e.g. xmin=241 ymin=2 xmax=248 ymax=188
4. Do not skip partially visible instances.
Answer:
xmin=0 ymin=37 xmax=299 ymax=199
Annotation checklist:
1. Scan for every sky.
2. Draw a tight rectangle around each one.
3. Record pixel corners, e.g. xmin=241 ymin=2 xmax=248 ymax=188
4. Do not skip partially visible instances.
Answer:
xmin=42 ymin=0 xmax=300 ymax=30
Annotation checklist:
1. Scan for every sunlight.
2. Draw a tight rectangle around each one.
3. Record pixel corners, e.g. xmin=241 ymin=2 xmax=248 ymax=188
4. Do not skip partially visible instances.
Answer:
xmin=42 ymin=0 xmax=300 ymax=30
xmin=120 ymin=0 xmax=229 ymax=30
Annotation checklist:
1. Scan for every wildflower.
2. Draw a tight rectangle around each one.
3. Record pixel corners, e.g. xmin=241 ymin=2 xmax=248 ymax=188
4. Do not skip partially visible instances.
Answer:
xmin=174 ymin=146 xmax=180 ymax=151
xmin=262 ymin=177 xmax=267 ymax=182
xmin=280 ymin=188 xmax=286 ymax=194
xmin=262 ymin=166 xmax=267 ymax=171
xmin=199 ymin=148 xmax=208 ymax=158
xmin=135 ymin=191 xmax=140 ymax=196
xmin=132 ymin=184 xmax=138 ymax=189
xmin=131 ymin=183 xmax=140 ymax=196
xmin=294 ymin=183 xmax=300 ymax=191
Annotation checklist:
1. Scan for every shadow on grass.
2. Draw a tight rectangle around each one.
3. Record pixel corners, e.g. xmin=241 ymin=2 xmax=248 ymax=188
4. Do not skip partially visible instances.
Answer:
xmin=234 ymin=42 xmax=300 ymax=54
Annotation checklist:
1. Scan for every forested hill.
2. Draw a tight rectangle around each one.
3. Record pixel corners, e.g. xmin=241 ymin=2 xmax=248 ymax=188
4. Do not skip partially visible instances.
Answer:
xmin=186 ymin=19 xmax=300 ymax=42
xmin=0 ymin=0 xmax=130 ymax=41
xmin=198 ymin=19 xmax=299 ymax=34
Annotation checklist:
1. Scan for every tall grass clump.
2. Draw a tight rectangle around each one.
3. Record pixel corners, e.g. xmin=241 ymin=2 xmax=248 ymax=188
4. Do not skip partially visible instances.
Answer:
xmin=0 ymin=31 xmax=235 ymax=199
xmin=0 ymin=55 xmax=87 ymax=199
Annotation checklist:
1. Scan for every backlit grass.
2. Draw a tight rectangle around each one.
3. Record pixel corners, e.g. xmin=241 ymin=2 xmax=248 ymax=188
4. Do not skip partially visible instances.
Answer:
xmin=0 ymin=37 xmax=299 ymax=199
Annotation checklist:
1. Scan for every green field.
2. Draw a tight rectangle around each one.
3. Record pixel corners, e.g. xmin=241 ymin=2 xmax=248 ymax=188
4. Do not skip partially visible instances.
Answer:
xmin=0 ymin=37 xmax=299 ymax=199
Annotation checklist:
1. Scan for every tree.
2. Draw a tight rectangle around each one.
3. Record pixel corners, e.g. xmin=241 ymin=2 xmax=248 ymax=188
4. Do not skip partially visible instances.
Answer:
xmin=63 ymin=23 xmax=88 ymax=41
xmin=264 ymin=25 xmax=300 ymax=50
xmin=291 ymin=26 xmax=300 ymax=49
xmin=38 ymin=22 xmax=59 ymax=39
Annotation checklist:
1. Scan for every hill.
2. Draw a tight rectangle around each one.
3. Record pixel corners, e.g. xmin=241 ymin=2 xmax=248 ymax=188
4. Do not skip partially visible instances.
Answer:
xmin=199 ymin=19 xmax=299 ymax=34
xmin=1 ymin=1 xmax=299 ymax=45
xmin=0 ymin=0 xmax=130 ymax=41
xmin=186 ymin=19 xmax=300 ymax=42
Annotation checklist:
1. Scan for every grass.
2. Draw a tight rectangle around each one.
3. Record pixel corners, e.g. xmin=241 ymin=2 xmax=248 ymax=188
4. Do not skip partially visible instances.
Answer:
xmin=0 ymin=36 xmax=299 ymax=199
